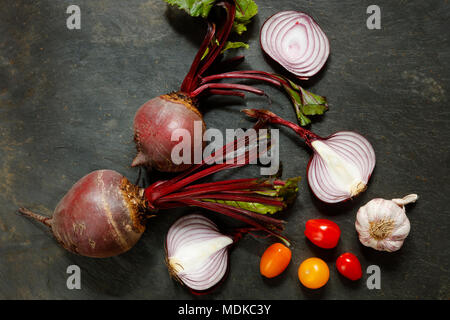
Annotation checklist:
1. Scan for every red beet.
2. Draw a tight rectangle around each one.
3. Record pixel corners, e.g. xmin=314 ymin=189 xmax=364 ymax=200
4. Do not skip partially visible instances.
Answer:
xmin=133 ymin=93 xmax=205 ymax=172
xmin=19 ymin=170 xmax=146 ymax=258
xmin=130 ymin=1 xmax=327 ymax=172
xmin=20 ymin=132 xmax=299 ymax=258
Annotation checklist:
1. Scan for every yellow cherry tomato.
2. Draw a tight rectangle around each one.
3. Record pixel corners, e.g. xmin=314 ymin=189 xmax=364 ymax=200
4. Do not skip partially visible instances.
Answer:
xmin=260 ymin=243 xmax=292 ymax=278
xmin=298 ymin=257 xmax=329 ymax=289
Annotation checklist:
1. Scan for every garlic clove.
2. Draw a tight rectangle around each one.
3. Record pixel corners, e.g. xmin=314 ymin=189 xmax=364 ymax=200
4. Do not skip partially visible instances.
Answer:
xmin=355 ymin=195 xmax=417 ymax=252
xmin=389 ymin=220 xmax=411 ymax=240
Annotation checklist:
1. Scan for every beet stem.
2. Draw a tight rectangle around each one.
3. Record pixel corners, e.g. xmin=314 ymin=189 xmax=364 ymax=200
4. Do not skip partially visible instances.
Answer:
xmin=196 ymin=1 xmax=236 ymax=77
xmin=242 ymin=109 xmax=321 ymax=146
xmin=180 ymin=22 xmax=216 ymax=93
xmin=201 ymin=72 xmax=282 ymax=87
xmin=207 ymin=89 xmax=246 ymax=98
xmin=18 ymin=207 xmax=52 ymax=228
xmin=179 ymin=198 xmax=290 ymax=245
xmin=180 ymin=1 xmax=236 ymax=93
xmin=189 ymin=83 xmax=266 ymax=98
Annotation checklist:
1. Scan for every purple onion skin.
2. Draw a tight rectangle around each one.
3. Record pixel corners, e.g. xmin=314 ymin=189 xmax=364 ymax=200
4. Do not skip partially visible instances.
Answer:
xmin=133 ymin=93 xmax=206 ymax=172
xmin=49 ymin=170 xmax=145 ymax=258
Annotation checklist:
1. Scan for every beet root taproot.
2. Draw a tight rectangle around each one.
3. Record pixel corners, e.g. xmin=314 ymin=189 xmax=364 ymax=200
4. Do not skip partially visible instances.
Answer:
xmin=132 ymin=93 xmax=206 ymax=172
xmin=19 ymin=170 xmax=147 ymax=258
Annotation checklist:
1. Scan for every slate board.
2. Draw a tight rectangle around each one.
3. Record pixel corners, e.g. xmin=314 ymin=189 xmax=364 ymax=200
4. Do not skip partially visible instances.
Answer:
xmin=0 ymin=0 xmax=449 ymax=299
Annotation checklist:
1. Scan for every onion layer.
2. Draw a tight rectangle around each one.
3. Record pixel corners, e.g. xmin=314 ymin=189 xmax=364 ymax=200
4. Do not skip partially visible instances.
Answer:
xmin=166 ymin=214 xmax=233 ymax=292
xmin=260 ymin=11 xmax=330 ymax=79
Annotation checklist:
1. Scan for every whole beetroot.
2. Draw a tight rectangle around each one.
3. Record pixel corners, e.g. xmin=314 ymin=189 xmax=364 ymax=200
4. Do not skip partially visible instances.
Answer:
xmin=20 ymin=132 xmax=300 ymax=258
xmin=133 ymin=93 xmax=205 ymax=172
xmin=20 ymin=170 xmax=146 ymax=258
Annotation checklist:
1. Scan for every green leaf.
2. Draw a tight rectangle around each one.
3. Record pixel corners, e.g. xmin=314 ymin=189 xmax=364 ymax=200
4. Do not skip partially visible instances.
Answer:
xmin=273 ymin=176 xmax=301 ymax=205
xmin=233 ymin=0 xmax=258 ymax=35
xmin=271 ymin=74 xmax=328 ymax=126
xmin=235 ymin=0 xmax=258 ymax=22
xmin=302 ymin=104 xmax=328 ymax=116
xmin=164 ymin=0 xmax=216 ymax=18
xmin=201 ymin=176 xmax=300 ymax=215
xmin=299 ymin=87 xmax=327 ymax=106
xmin=164 ymin=0 xmax=258 ymax=35
xmin=202 ymin=199 xmax=284 ymax=215
xmin=201 ymin=46 xmax=210 ymax=60
xmin=232 ymin=22 xmax=248 ymax=35
xmin=164 ymin=0 xmax=258 ymax=52
xmin=221 ymin=41 xmax=249 ymax=53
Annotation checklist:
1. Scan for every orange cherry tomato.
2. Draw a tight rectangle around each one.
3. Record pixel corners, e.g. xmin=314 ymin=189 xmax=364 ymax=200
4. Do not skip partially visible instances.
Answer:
xmin=260 ymin=243 xmax=292 ymax=278
xmin=298 ymin=257 xmax=329 ymax=289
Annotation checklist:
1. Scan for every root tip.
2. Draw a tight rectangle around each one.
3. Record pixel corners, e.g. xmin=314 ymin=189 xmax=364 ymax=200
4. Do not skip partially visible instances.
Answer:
xmin=18 ymin=207 xmax=52 ymax=227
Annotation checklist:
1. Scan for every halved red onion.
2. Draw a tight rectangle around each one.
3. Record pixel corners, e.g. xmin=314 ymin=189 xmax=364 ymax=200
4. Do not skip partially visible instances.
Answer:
xmin=243 ymin=109 xmax=376 ymax=204
xmin=308 ymin=132 xmax=376 ymax=203
xmin=260 ymin=11 xmax=330 ymax=79
xmin=165 ymin=214 xmax=233 ymax=292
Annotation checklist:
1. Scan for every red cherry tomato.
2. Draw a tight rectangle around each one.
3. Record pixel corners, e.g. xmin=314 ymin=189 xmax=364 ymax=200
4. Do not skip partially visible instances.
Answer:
xmin=260 ymin=243 xmax=292 ymax=278
xmin=336 ymin=253 xmax=362 ymax=281
xmin=304 ymin=219 xmax=341 ymax=249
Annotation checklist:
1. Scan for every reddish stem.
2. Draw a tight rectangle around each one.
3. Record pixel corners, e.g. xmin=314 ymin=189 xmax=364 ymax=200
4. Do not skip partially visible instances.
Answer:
xmin=207 ymin=89 xmax=246 ymax=98
xmin=189 ymin=83 xmax=266 ymax=98
xmin=181 ymin=178 xmax=261 ymax=190
xmin=242 ymin=109 xmax=321 ymax=147
xmin=145 ymin=131 xmax=264 ymax=202
xmin=196 ymin=1 xmax=236 ymax=77
xmin=180 ymin=22 xmax=216 ymax=93
xmin=156 ymin=180 xmax=267 ymax=201
xmin=179 ymin=198 xmax=285 ymax=231
xmin=144 ymin=124 xmax=265 ymax=197
xmin=201 ymin=71 xmax=283 ymax=87
xmin=159 ymin=192 xmax=284 ymax=207
xmin=180 ymin=1 xmax=236 ymax=93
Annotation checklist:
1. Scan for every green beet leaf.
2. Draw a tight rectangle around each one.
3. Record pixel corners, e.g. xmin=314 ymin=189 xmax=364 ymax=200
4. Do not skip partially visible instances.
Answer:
xmin=221 ymin=41 xmax=249 ymax=53
xmin=164 ymin=0 xmax=258 ymax=37
xmin=272 ymin=75 xmax=328 ymax=126
xmin=201 ymin=176 xmax=300 ymax=215
xmin=165 ymin=0 xmax=216 ymax=18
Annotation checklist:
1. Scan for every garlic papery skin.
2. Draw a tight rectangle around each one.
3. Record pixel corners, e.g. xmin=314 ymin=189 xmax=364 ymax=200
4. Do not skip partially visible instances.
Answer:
xmin=355 ymin=194 xmax=418 ymax=252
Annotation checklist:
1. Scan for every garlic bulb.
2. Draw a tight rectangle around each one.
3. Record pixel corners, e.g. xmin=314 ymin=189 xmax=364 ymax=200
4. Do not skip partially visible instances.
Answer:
xmin=355 ymin=194 xmax=418 ymax=252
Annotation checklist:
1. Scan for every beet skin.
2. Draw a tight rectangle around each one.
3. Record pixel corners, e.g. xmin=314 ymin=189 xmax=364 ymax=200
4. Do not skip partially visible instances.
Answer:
xmin=20 ymin=170 xmax=147 ymax=258
xmin=133 ymin=93 xmax=205 ymax=172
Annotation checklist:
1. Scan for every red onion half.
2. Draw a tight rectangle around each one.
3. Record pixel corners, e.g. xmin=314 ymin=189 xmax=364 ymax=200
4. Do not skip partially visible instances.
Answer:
xmin=260 ymin=11 xmax=330 ymax=79
xmin=308 ymin=132 xmax=376 ymax=203
xmin=166 ymin=214 xmax=233 ymax=292
xmin=243 ymin=109 xmax=376 ymax=204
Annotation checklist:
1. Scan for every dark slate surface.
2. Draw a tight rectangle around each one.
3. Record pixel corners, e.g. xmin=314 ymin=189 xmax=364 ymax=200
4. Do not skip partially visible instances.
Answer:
xmin=0 ymin=0 xmax=449 ymax=299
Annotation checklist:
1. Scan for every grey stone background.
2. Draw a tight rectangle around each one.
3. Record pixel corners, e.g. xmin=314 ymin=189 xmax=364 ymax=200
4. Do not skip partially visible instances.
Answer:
xmin=0 ymin=0 xmax=448 ymax=299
